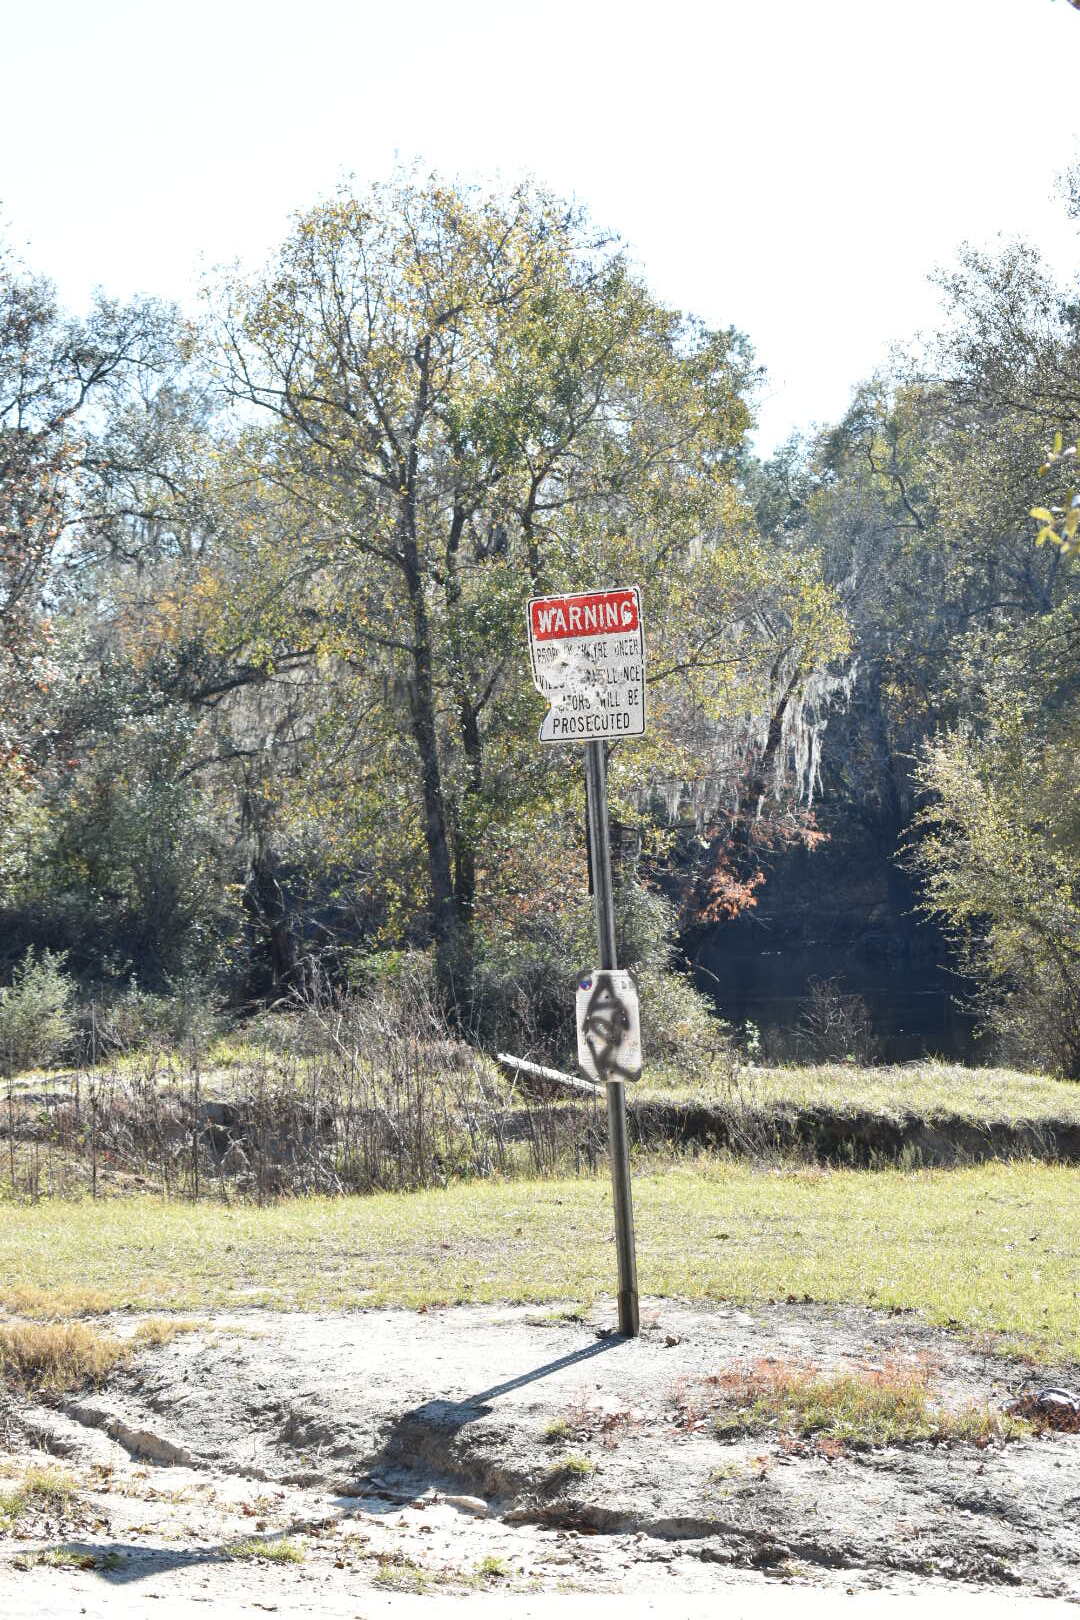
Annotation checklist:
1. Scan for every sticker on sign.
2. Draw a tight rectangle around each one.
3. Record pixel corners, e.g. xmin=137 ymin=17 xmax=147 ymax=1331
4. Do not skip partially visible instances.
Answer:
xmin=526 ymin=586 xmax=646 ymax=743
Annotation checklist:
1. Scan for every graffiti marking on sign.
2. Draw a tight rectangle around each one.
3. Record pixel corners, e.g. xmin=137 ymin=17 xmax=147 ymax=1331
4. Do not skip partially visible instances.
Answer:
xmin=576 ymin=969 xmax=642 ymax=1084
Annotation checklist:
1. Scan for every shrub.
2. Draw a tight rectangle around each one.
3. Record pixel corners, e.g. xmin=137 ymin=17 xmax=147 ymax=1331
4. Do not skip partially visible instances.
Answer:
xmin=0 ymin=949 xmax=76 ymax=1075
xmin=468 ymin=880 xmax=729 ymax=1068
xmin=798 ymin=977 xmax=880 ymax=1064
xmin=91 ymin=978 xmax=222 ymax=1059
xmin=910 ymin=617 xmax=1080 ymax=1078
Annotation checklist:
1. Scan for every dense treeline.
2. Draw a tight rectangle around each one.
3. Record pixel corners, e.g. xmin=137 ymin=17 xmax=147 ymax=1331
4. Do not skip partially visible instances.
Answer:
xmin=746 ymin=176 xmax=1080 ymax=1071
xmin=0 ymin=172 xmax=1077 ymax=1071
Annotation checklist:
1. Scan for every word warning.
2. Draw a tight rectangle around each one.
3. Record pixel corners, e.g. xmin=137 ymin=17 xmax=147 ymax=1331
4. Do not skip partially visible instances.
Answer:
xmin=526 ymin=586 xmax=646 ymax=743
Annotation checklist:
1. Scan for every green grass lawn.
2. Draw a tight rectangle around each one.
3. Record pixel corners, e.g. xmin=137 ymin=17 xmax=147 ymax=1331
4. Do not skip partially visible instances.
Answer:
xmin=1 ymin=1160 xmax=1076 ymax=1364
xmin=638 ymin=1060 xmax=1080 ymax=1123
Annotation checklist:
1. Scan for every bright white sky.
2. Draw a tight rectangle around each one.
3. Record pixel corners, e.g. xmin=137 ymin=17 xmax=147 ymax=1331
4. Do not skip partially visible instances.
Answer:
xmin=4 ymin=0 xmax=1078 ymax=452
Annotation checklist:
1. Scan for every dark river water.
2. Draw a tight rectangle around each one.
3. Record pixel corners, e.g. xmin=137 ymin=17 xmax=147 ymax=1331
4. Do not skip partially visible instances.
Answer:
xmin=686 ymin=837 xmax=981 ymax=1065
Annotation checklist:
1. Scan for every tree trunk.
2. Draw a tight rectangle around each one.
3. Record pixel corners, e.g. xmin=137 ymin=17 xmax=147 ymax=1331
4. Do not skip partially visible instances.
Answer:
xmin=246 ymin=841 xmax=298 ymax=997
xmin=453 ymin=701 xmax=482 ymax=918
xmin=732 ymin=663 xmax=802 ymax=850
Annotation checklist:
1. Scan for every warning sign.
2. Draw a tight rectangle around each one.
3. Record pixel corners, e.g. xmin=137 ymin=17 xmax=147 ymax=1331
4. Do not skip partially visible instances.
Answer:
xmin=526 ymin=586 xmax=646 ymax=743
xmin=576 ymin=969 xmax=643 ymax=1084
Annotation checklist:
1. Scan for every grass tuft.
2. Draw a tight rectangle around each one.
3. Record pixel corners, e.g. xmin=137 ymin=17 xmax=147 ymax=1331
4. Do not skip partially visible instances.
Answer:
xmin=476 ymin=1554 xmax=510 ymax=1579
xmin=130 ymin=1318 xmax=205 ymax=1348
xmin=373 ymin=1556 xmax=431 ymax=1591
xmin=704 ymin=1357 xmax=1031 ymax=1447
xmin=0 ymin=1466 xmax=78 ymax=1527
xmin=224 ymin=1536 xmax=305 ymax=1563
xmin=546 ymin=1452 xmax=596 ymax=1484
xmin=0 ymin=1321 xmax=129 ymax=1394
xmin=22 ymin=1545 xmax=122 ymax=1571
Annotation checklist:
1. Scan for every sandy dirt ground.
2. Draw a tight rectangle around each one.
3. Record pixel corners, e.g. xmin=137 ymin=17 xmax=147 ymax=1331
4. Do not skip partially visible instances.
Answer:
xmin=1 ymin=1299 xmax=1078 ymax=1614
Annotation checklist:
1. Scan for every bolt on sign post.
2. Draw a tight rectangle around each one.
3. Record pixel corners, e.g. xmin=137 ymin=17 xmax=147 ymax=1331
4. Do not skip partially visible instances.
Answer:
xmin=527 ymin=586 xmax=644 ymax=1337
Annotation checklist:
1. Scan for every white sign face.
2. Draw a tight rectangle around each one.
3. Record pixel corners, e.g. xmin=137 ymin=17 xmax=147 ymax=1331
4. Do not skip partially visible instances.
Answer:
xmin=576 ymin=969 xmax=642 ymax=1084
xmin=527 ymin=586 xmax=645 ymax=744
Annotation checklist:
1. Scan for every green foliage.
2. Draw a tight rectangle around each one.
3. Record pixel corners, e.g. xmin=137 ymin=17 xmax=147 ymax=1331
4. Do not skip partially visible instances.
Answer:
xmin=5 ymin=1162 xmax=1076 ymax=1359
xmin=911 ymin=610 xmax=1080 ymax=1076
xmin=14 ymin=708 xmax=240 ymax=989
xmin=225 ymin=1537 xmax=305 ymax=1564
xmin=93 ymin=979 xmax=223 ymax=1058
xmin=467 ymin=878 xmax=724 ymax=1061
xmin=1031 ymin=432 xmax=1080 ymax=554
xmin=210 ymin=172 xmax=846 ymax=984
xmin=0 ymin=948 xmax=76 ymax=1075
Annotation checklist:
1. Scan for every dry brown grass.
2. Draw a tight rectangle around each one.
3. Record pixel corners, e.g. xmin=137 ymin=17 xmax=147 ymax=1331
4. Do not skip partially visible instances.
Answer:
xmin=2 ymin=1285 xmax=115 ymax=1319
xmin=681 ymin=1356 xmax=1032 ymax=1449
xmin=130 ymin=1317 xmax=205 ymax=1348
xmin=0 ymin=1320 xmax=129 ymax=1394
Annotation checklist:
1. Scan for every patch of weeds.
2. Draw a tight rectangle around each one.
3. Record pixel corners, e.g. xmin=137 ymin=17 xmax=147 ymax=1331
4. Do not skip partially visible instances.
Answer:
xmin=0 ymin=1321 xmax=130 ymax=1394
xmin=130 ymin=1318 xmax=206 ymax=1349
xmin=3 ymin=1286 xmax=115 ymax=1319
xmin=525 ymin=1306 xmax=588 ymax=1327
xmin=0 ymin=1466 xmax=79 ymax=1527
xmin=373 ymin=1556 xmax=432 ymax=1592
xmin=707 ymin=1460 xmax=747 ymax=1484
xmin=476 ymin=1554 xmax=510 ymax=1580
xmin=22 ymin=1545 xmax=123 ymax=1571
xmin=546 ymin=1452 xmax=596 ymax=1488
xmin=225 ymin=1536 xmax=305 ymax=1564
xmin=543 ymin=1395 xmax=641 ymax=1450
xmin=701 ymin=1358 xmax=1033 ymax=1448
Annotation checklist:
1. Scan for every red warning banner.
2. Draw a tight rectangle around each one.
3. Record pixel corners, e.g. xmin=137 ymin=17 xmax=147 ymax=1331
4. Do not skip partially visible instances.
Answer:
xmin=528 ymin=589 xmax=639 ymax=642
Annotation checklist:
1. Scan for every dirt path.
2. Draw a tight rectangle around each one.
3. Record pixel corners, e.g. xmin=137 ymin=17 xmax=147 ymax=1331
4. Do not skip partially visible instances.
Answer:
xmin=2 ymin=1300 xmax=1078 ymax=1611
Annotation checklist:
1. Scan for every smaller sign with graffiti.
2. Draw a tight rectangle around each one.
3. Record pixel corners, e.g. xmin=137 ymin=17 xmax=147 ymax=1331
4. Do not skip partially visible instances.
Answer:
xmin=526 ymin=586 xmax=646 ymax=743
xmin=576 ymin=969 xmax=642 ymax=1084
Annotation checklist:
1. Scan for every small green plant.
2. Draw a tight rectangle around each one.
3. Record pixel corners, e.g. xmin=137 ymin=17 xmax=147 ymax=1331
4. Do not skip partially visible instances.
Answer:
xmin=373 ymin=1556 xmax=431 ymax=1592
xmin=476 ymin=1554 xmax=510 ymax=1579
xmin=225 ymin=1536 xmax=305 ymax=1564
xmin=707 ymin=1460 xmax=746 ymax=1483
xmin=0 ymin=949 xmax=76 ymax=1076
xmin=25 ymin=1545 xmax=122 ymax=1571
xmin=548 ymin=1452 xmax=595 ymax=1481
xmin=0 ymin=1467 xmax=78 ymax=1527
xmin=542 ymin=1417 xmax=572 ymax=1443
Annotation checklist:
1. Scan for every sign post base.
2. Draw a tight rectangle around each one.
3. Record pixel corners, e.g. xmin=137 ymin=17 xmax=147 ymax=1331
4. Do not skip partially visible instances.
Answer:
xmin=605 ymin=1076 xmax=640 ymax=1338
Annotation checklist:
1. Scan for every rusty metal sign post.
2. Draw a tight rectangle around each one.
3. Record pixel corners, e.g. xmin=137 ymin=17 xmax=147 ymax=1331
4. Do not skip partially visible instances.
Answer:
xmin=527 ymin=586 xmax=643 ymax=1337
